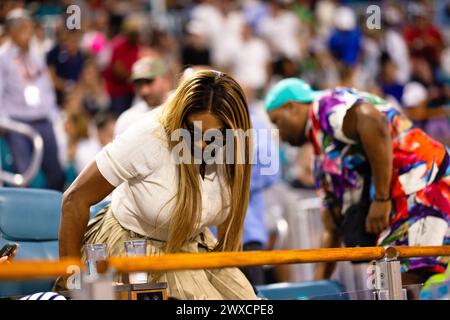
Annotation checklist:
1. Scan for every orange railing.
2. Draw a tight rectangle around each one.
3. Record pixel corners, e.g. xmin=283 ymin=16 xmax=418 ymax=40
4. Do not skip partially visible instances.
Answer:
xmin=0 ymin=246 xmax=449 ymax=280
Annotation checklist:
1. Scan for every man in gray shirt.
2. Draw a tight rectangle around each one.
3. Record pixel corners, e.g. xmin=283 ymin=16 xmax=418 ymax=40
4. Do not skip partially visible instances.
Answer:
xmin=0 ymin=9 xmax=64 ymax=190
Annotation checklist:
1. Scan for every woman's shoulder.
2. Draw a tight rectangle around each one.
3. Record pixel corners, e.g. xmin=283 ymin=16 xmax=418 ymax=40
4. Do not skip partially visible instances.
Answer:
xmin=110 ymin=107 xmax=170 ymax=168
xmin=98 ymin=107 xmax=170 ymax=180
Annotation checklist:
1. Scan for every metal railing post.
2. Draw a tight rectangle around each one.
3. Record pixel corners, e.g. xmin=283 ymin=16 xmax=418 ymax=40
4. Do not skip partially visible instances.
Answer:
xmin=0 ymin=118 xmax=43 ymax=187
xmin=374 ymin=247 xmax=406 ymax=300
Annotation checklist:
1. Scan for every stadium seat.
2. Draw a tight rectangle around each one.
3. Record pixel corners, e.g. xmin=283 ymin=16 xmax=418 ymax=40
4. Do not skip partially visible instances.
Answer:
xmin=89 ymin=199 xmax=110 ymax=219
xmin=256 ymin=280 xmax=348 ymax=300
xmin=0 ymin=188 xmax=62 ymax=298
xmin=0 ymin=188 xmax=113 ymax=297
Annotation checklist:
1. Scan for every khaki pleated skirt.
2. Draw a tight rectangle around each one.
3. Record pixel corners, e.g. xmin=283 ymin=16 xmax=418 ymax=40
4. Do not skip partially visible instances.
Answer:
xmin=81 ymin=205 xmax=257 ymax=300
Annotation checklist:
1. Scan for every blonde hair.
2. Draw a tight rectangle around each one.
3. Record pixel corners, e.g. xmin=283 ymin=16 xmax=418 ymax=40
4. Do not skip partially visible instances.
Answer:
xmin=161 ymin=70 xmax=252 ymax=253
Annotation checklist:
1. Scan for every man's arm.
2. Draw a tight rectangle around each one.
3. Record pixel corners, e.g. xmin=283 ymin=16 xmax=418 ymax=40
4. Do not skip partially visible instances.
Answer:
xmin=343 ymin=103 xmax=393 ymax=234
xmin=47 ymin=65 xmax=66 ymax=92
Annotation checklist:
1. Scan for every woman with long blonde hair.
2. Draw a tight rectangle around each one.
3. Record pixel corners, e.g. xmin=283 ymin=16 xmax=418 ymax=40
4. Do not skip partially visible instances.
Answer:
xmin=58 ymin=70 xmax=257 ymax=299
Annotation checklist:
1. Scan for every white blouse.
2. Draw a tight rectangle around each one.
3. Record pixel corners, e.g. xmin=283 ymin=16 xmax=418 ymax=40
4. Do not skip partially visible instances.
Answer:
xmin=95 ymin=107 xmax=231 ymax=241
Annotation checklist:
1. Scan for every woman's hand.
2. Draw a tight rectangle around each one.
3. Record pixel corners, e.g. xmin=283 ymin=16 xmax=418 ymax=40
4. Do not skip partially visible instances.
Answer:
xmin=366 ymin=201 xmax=391 ymax=234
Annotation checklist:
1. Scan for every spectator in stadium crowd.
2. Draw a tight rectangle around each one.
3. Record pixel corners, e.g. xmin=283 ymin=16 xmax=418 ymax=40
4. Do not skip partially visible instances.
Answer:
xmin=209 ymin=0 xmax=245 ymax=71
xmin=31 ymin=22 xmax=53 ymax=60
xmin=103 ymin=15 xmax=143 ymax=115
xmin=62 ymin=109 xmax=90 ymax=185
xmin=402 ymin=81 xmax=450 ymax=146
xmin=0 ymin=9 xmax=65 ymax=190
xmin=75 ymin=58 xmax=110 ymax=117
xmin=181 ymin=20 xmax=211 ymax=68
xmin=265 ymin=78 xmax=450 ymax=285
xmin=314 ymin=0 xmax=337 ymax=40
xmin=59 ymin=70 xmax=257 ymax=299
xmin=379 ymin=54 xmax=405 ymax=106
xmin=230 ymin=23 xmax=271 ymax=95
xmin=258 ymin=0 xmax=302 ymax=62
xmin=46 ymin=28 xmax=85 ymax=107
xmin=80 ymin=8 xmax=112 ymax=70
xmin=74 ymin=112 xmax=117 ymax=175
xmin=382 ymin=4 xmax=411 ymax=84
xmin=404 ymin=2 xmax=445 ymax=69
xmin=327 ymin=6 xmax=361 ymax=67
xmin=115 ymin=56 xmax=171 ymax=135
xmin=189 ymin=0 xmax=226 ymax=68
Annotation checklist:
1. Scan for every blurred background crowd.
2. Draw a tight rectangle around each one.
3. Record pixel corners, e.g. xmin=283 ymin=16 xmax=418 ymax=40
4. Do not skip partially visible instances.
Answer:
xmin=0 ymin=0 xmax=450 ymax=287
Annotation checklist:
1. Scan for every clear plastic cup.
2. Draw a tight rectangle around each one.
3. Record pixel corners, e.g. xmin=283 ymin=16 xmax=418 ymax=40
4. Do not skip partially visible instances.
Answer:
xmin=124 ymin=240 xmax=148 ymax=284
xmin=84 ymin=243 xmax=107 ymax=277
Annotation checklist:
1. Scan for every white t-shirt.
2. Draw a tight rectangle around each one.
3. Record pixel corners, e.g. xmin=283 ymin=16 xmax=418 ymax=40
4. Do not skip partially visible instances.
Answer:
xmin=210 ymin=11 xmax=245 ymax=68
xmin=75 ymin=138 xmax=102 ymax=174
xmin=95 ymin=107 xmax=231 ymax=240
xmin=385 ymin=29 xmax=411 ymax=84
xmin=258 ymin=11 xmax=301 ymax=60
xmin=231 ymin=37 xmax=270 ymax=90
xmin=114 ymin=100 xmax=151 ymax=136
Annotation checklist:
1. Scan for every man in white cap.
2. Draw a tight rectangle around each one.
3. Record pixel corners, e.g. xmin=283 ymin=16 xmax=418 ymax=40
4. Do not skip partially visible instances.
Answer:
xmin=114 ymin=56 xmax=171 ymax=135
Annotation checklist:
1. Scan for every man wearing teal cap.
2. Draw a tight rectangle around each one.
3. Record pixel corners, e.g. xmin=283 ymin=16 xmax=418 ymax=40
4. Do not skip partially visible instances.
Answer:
xmin=264 ymin=78 xmax=325 ymax=146
xmin=264 ymin=78 xmax=450 ymax=285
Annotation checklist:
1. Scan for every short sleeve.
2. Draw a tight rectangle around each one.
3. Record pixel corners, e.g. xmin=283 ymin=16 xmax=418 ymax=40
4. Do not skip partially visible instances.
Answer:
xmin=318 ymin=89 xmax=364 ymax=144
xmin=95 ymin=113 xmax=164 ymax=186
xmin=327 ymin=102 xmax=358 ymax=144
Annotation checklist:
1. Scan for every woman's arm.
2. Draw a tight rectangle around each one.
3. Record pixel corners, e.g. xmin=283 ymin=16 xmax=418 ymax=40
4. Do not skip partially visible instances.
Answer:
xmin=343 ymin=103 xmax=393 ymax=234
xmin=59 ymin=161 xmax=115 ymax=258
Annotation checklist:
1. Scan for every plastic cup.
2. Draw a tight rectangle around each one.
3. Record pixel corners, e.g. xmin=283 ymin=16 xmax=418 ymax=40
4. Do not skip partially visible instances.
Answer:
xmin=124 ymin=240 xmax=148 ymax=284
xmin=84 ymin=243 xmax=107 ymax=277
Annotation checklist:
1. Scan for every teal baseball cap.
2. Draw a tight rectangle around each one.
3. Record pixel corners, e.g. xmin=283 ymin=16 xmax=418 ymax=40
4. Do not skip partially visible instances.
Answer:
xmin=264 ymin=78 xmax=323 ymax=112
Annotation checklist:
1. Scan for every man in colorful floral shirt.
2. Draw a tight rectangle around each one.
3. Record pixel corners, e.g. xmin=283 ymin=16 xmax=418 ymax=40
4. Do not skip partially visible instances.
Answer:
xmin=265 ymin=78 xmax=450 ymax=285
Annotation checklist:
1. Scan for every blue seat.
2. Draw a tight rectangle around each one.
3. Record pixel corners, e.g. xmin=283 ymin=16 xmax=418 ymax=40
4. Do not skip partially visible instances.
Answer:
xmin=0 ymin=188 xmax=113 ymax=297
xmin=0 ymin=188 xmax=62 ymax=297
xmin=256 ymin=280 xmax=348 ymax=300
xmin=89 ymin=200 xmax=110 ymax=219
